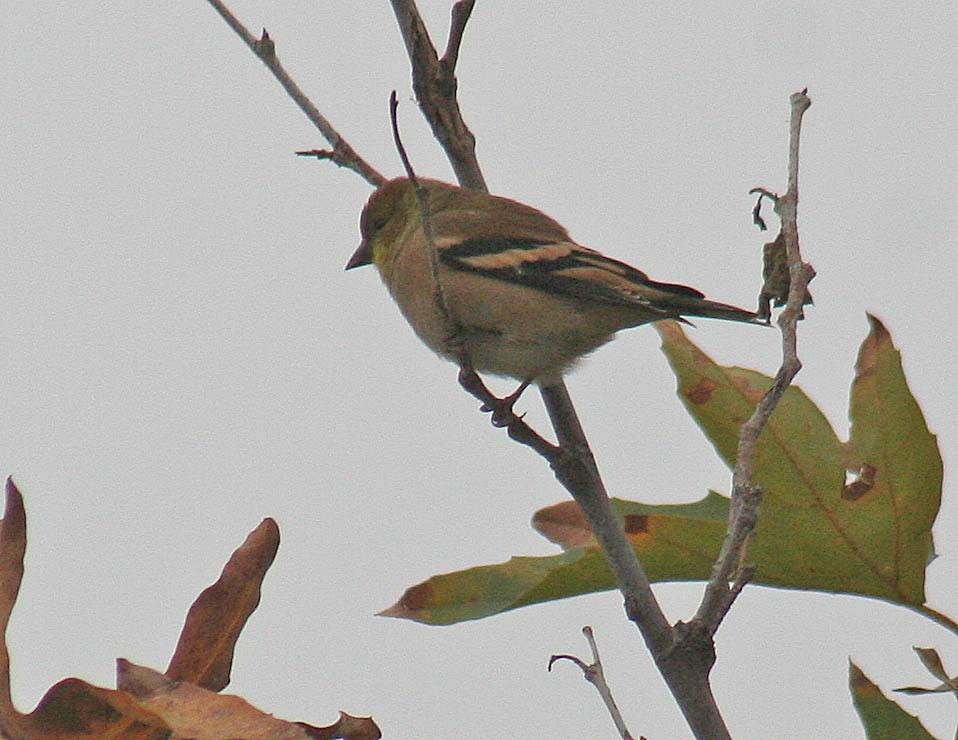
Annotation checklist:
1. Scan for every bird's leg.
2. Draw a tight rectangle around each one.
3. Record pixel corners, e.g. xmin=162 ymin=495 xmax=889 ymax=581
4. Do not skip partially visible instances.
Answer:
xmin=456 ymin=360 xmax=489 ymax=399
xmin=456 ymin=359 xmax=531 ymax=428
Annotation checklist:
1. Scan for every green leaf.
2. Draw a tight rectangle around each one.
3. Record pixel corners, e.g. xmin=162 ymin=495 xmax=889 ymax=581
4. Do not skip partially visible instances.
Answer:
xmin=384 ymin=317 xmax=943 ymax=624
xmin=845 ymin=317 xmax=942 ymax=601
xmin=850 ymin=662 xmax=938 ymax=740
xmin=381 ymin=494 xmax=728 ymax=625
xmin=656 ymin=316 xmax=941 ymax=603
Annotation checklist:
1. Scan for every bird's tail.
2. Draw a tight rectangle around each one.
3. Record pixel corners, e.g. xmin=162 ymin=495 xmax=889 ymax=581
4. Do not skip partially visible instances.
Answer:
xmin=681 ymin=297 xmax=768 ymax=325
xmin=643 ymin=278 xmax=767 ymax=326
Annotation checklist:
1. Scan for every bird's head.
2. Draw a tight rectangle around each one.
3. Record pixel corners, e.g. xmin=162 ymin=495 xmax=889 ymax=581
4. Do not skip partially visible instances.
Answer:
xmin=346 ymin=178 xmax=429 ymax=271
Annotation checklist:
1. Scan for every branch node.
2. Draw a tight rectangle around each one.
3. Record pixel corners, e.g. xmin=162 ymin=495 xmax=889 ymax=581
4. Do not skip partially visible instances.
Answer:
xmin=255 ymin=28 xmax=275 ymax=59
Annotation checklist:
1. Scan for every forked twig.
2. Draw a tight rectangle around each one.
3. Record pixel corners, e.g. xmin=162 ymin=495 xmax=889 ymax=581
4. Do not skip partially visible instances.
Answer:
xmin=389 ymin=0 xmax=485 ymax=190
xmin=549 ymin=627 xmax=637 ymax=740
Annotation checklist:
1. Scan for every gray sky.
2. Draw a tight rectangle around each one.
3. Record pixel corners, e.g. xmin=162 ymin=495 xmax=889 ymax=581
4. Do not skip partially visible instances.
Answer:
xmin=2 ymin=2 xmax=957 ymax=738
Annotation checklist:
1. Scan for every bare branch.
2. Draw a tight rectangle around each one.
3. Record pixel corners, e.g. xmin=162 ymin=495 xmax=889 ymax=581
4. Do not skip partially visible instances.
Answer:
xmin=694 ymin=89 xmax=815 ymax=636
xmin=456 ymin=364 xmax=560 ymax=458
xmin=389 ymin=91 xmax=453 ymax=334
xmin=388 ymin=0 xmax=486 ymax=190
xmin=204 ymin=0 xmax=384 ymax=186
xmin=549 ymin=627 xmax=637 ymax=740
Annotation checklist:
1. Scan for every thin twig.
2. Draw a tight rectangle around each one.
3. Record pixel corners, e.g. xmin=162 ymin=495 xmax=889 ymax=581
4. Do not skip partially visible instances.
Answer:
xmin=456 ymin=363 xmax=560 ymax=457
xmin=389 ymin=91 xmax=455 ymax=336
xmin=549 ymin=627 xmax=637 ymax=740
xmin=693 ymin=90 xmax=814 ymax=636
xmin=204 ymin=0 xmax=384 ymax=187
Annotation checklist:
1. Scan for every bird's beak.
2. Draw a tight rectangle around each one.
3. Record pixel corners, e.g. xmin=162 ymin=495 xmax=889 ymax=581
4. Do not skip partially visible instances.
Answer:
xmin=345 ymin=239 xmax=372 ymax=270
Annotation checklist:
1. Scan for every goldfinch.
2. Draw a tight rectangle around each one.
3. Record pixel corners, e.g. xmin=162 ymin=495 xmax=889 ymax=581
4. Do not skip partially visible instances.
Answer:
xmin=346 ymin=178 xmax=762 ymax=387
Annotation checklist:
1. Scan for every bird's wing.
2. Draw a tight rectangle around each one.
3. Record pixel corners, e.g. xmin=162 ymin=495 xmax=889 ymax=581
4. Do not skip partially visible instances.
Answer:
xmin=439 ymin=236 xmax=703 ymax=314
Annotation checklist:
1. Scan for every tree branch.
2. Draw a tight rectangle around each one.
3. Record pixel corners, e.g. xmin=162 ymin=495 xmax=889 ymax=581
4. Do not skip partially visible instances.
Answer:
xmin=538 ymin=383 xmax=672 ymax=651
xmin=693 ymin=90 xmax=815 ymax=636
xmin=204 ymin=0 xmax=384 ymax=187
xmin=388 ymin=0 xmax=486 ymax=191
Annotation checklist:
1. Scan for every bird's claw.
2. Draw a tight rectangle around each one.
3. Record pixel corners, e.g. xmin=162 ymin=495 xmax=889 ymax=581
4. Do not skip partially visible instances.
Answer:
xmin=479 ymin=397 xmax=518 ymax=427
xmin=485 ymin=380 xmax=532 ymax=428
xmin=458 ymin=363 xmax=532 ymax=429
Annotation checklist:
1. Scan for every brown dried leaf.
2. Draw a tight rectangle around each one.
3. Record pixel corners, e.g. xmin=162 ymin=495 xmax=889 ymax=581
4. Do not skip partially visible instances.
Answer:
xmin=912 ymin=647 xmax=950 ymax=684
xmin=0 ymin=481 xmax=171 ymax=739
xmin=120 ymin=659 xmax=307 ymax=739
xmin=25 ymin=677 xmax=170 ymax=739
xmin=531 ymin=501 xmax=591 ymax=548
xmin=298 ymin=711 xmax=383 ymax=740
xmin=0 ymin=479 xmax=29 ymax=737
xmin=166 ymin=518 xmax=280 ymax=691
xmin=0 ymin=489 xmax=377 ymax=739
xmin=0 ymin=481 xmax=26 ymax=631
xmin=758 ymin=231 xmax=813 ymax=321
xmin=119 ymin=661 xmax=379 ymax=740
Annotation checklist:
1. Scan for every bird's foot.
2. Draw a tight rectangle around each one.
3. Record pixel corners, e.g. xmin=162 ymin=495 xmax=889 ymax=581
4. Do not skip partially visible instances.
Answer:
xmin=457 ymin=363 xmax=531 ymax=429
xmin=481 ymin=380 xmax=531 ymax=428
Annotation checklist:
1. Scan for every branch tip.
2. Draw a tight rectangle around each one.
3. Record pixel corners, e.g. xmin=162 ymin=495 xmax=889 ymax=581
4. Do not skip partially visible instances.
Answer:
xmin=442 ymin=0 xmax=476 ymax=69
xmin=204 ymin=0 xmax=384 ymax=186
xmin=296 ymin=149 xmax=334 ymax=160
xmin=255 ymin=28 xmax=275 ymax=58
xmin=550 ymin=628 xmax=636 ymax=739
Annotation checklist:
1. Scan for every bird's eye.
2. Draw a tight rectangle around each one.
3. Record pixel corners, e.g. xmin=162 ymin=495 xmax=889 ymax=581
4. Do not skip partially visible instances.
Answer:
xmin=362 ymin=206 xmax=389 ymax=235
xmin=361 ymin=207 xmax=389 ymax=237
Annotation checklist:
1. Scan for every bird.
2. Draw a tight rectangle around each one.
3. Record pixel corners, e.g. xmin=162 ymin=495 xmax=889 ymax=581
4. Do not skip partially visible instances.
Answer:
xmin=346 ymin=177 xmax=762 ymax=400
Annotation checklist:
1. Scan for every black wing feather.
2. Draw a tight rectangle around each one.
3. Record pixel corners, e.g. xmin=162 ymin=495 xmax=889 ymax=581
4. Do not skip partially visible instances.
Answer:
xmin=441 ymin=236 xmax=703 ymax=308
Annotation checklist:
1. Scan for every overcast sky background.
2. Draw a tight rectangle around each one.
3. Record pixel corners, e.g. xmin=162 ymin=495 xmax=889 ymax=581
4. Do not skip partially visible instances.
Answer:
xmin=2 ymin=2 xmax=957 ymax=738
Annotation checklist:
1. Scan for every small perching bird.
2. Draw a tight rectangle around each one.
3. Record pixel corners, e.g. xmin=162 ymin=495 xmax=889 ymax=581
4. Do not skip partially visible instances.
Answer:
xmin=347 ymin=177 xmax=763 ymax=390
